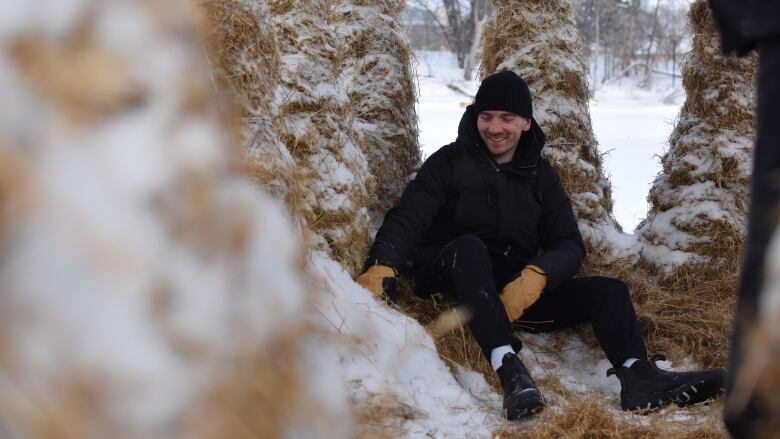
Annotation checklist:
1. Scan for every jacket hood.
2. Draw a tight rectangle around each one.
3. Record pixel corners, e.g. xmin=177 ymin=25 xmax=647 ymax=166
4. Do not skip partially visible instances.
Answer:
xmin=457 ymin=104 xmax=546 ymax=167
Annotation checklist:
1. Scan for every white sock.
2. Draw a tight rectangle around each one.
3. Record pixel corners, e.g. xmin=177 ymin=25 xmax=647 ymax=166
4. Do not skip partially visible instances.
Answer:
xmin=622 ymin=357 xmax=640 ymax=368
xmin=490 ymin=345 xmax=516 ymax=371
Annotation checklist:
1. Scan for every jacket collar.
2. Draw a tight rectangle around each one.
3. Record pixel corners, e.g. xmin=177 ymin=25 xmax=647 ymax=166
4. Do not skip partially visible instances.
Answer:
xmin=456 ymin=104 xmax=546 ymax=168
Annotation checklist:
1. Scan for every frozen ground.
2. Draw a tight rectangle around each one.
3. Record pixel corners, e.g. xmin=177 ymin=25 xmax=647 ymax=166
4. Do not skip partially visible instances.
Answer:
xmin=413 ymin=50 xmax=684 ymax=232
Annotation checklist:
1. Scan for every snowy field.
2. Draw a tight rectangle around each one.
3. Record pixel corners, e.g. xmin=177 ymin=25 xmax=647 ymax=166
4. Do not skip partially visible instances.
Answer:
xmin=414 ymin=50 xmax=684 ymax=232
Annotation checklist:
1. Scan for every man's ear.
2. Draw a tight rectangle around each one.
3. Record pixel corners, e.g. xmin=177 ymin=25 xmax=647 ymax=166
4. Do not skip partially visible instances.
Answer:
xmin=521 ymin=117 xmax=532 ymax=132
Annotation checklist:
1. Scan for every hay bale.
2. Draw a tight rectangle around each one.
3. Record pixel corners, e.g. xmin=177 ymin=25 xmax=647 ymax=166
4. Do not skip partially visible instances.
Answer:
xmin=202 ymin=0 xmax=304 ymax=221
xmin=268 ymin=0 xmax=375 ymax=275
xmin=332 ymin=0 xmax=421 ymax=220
xmin=481 ymin=0 xmax=627 ymax=268
xmin=0 ymin=0 xmax=347 ymax=436
xmin=636 ymin=0 xmax=756 ymax=284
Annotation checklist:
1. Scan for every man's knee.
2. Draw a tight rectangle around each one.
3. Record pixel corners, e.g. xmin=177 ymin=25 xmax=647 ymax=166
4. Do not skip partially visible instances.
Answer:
xmin=445 ymin=235 xmax=490 ymax=266
xmin=587 ymin=276 xmax=632 ymax=304
xmin=450 ymin=234 xmax=488 ymax=254
xmin=436 ymin=234 xmax=492 ymax=277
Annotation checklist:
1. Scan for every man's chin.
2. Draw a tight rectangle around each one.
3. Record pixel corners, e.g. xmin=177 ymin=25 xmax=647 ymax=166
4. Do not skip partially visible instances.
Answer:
xmin=488 ymin=145 xmax=509 ymax=155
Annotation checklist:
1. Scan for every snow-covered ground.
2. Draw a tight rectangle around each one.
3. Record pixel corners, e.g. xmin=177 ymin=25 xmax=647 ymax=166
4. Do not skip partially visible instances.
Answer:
xmin=414 ymin=50 xmax=684 ymax=232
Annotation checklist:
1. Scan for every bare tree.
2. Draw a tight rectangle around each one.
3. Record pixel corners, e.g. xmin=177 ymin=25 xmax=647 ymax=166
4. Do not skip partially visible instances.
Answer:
xmin=412 ymin=0 xmax=492 ymax=78
xmin=574 ymin=0 xmax=688 ymax=86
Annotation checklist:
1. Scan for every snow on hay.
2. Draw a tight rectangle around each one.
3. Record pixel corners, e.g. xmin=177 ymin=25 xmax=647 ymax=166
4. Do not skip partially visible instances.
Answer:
xmin=481 ymin=0 xmax=632 ymax=270
xmin=333 ymin=0 xmax=421 ymax=221
xmin=202 ymin=0 xmax=305 ymax=223
xmin=307 ymin=253 xmax=505 ymax=438
xmin=0 ymin=0 xmax=348 ymax=436
xmin=268 ymin=0 xmax=375 ymax=275
xmin=637 ymin=0 xmax=755 ymax=284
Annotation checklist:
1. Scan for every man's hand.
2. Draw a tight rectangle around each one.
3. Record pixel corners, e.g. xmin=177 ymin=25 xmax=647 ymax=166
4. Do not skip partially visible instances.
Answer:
xmin=356 ymin=264 xmax=399 ymax=301
xmin=500 ymin=265 xmax=547 ymax=321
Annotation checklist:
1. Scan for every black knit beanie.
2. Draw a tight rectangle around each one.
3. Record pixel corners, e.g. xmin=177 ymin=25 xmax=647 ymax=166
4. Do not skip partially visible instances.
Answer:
xmin=474 ymin=70 xmax=533 ymax=118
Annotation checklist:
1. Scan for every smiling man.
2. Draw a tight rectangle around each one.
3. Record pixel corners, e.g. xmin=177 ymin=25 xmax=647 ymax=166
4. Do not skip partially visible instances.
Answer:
xmin=356 ymin=70 xmax=725 ymax=420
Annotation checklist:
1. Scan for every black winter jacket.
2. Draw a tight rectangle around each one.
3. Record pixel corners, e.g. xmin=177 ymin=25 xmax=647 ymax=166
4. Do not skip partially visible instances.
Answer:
xmin=367 ymin=105 xmax=585 ymax=291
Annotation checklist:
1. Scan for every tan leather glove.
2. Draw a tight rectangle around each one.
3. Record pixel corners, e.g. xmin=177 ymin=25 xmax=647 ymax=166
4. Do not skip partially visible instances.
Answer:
xmin=500 ymin=265 xmax=547 ymax=321
xmin=356 ymin=264 xmax=398 ymax=297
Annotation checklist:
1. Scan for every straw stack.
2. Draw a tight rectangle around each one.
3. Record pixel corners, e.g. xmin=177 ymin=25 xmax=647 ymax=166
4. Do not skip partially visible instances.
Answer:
xmin=0 ymin=0 xmax=346 ymax=436
xmin=637 ymin=0 xmax=755 ymax=286
xmin=482 ymin=0 xmax=626 ymax=267
xmin=622 ymin=0 xmax=754 ymax=370
xmin=203 ymin=0 xmax=303 ymax=220
xmin=268 ymin=0 xmax=375 ymax=275
xmin=332 ymin=0 xmax=421 ymax=220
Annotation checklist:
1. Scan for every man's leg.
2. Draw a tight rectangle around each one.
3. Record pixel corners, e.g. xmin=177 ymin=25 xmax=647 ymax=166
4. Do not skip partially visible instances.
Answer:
xmin=418 ymin=234 xmax=542 ymax=419
xmin=418 ymin=234 xmax=520 ymax=359
xmin=519 ymin=275 xmax=724 ymax=410
xmin=518 ymin=276 xmax=647 ymax=366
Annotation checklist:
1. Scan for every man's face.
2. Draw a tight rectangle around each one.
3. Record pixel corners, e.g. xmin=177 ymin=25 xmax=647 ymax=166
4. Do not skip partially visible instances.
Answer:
xmin=476 ymin=111 xmax=532 ymax=164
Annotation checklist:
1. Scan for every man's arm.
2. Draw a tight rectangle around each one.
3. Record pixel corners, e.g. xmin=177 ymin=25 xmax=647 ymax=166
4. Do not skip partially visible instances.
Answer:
xmin=527 ymin=160 xmax=586 ymax=291
xmin=365 ymin=146 xmax=454 ymax=273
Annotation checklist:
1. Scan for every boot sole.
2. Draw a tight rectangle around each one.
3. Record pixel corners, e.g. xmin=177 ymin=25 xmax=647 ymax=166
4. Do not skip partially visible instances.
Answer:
xmin=505 ymin=388 xmax=544 ymax=420
xmin=624 ymin=372 xmax=724 ymax=411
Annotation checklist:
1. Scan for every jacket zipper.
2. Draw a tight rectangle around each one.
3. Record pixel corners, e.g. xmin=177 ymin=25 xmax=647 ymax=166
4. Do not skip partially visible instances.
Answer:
xmin=474 ymin=142 xmax=537 ymax=173
xmin=475 ymin=143 xmax=500 ymax=173
xmin=473 ymin=142 xmax=542 ymax=205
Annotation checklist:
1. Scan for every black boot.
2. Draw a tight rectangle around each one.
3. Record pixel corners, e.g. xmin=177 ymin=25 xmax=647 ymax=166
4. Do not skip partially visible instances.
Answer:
xmin=607 ymin=355 xmax=726 ymax=411
xmin=497 ymin=353 xmax=544 ymax=420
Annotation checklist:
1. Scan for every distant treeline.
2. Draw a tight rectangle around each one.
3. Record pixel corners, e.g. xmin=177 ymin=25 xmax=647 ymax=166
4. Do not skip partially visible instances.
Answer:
xmin=402 ymin=0 xmax=689 ymax=83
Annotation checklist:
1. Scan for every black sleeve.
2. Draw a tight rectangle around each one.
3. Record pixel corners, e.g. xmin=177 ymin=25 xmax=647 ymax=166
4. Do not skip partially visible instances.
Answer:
xmin=365 ymin=147 xmax=454 ymax=273
xmin=708 ymin=0 xmax=755 ymax=55
xmin=528 ymin=160 xmax=586 ymax=290
xmin=709 ymin=0 xmax=780 ymax=56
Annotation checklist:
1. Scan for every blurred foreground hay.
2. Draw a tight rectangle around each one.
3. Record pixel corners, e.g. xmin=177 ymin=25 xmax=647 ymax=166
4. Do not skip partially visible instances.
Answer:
xmin=726 ymin=220 xmax=780 ymax=433
xmin=0 ymin=0 xmax=347 ymax=436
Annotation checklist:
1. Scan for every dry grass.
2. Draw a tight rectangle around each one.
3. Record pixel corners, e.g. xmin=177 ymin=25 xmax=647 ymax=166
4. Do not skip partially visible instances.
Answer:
xmin=636 ymin=273 xmax=736 ymax=368
xmin=354 ymin=392 xmax=428 ymax=438
xmin=495 ymin=396 xmax=727 ymax=438
xmin=581 ymin=254 xmax=735 ymax=369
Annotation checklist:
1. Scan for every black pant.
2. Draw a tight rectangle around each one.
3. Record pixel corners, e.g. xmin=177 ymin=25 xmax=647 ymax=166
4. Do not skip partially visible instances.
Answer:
xmin=415 ymin=235 xmax=647 ymax=367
